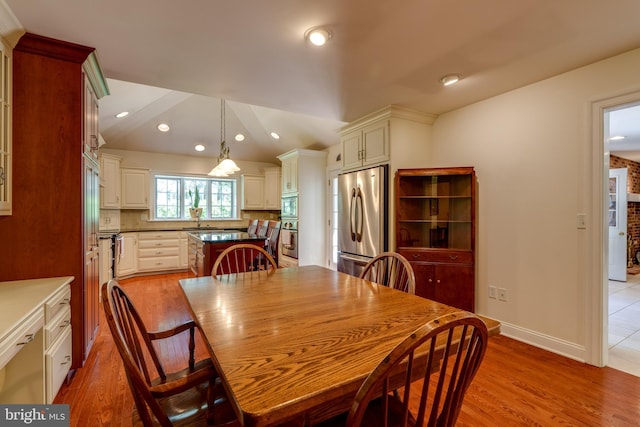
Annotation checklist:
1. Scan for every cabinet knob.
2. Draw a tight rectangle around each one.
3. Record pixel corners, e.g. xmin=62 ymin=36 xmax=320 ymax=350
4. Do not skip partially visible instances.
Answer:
xmin=17 ymin=334 xmax=35 ymax=346
xmin=449 ymin=255 xmax=458 ymax=260
xmin=60 ymin=355 xmax=71 ymax=365
xmin=436 ymin=279 xmax=441 ymax=284
xmin=428 ymin=279 xmax=433 ymax=283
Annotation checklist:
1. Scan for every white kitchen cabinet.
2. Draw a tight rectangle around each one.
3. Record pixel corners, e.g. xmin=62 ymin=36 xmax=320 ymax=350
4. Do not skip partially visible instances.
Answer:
xmin=341 ymin=119 xmax=389 ymax=171
xmin=0 ymin=40 xmax=11 ymax=216
xmin=137 ymin=231 xmax=181 ymax=272
xmin=99 ymin=209 xmax=120 ymax=231
xmin=121 ymin=168 xmax=149 ymax=209
xmin=180 ymin=232 xmax=188 ymax=269
xmin=100 ymin=153 xmax=121 ymax=208
xmin=0 ymin=277 xmax=72 ymax=404
xmin=241 ymin=175 xmax=265 ymax=209
xmin=280 ymin=156 xmax=298 ymax=195
xmin=277 ymin=149 xmax=327 ymax=267
xmin=118 ymin=233 xmax=137 ymax=277
xmin=264 ymin=167 xmax=281 ymax=209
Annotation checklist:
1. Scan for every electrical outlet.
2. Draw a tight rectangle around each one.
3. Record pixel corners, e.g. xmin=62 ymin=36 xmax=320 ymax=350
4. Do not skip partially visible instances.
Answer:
xmin=498 ymin=288 xmax=507 ymax=302
xmin=488 ymin=286 xmax=497 ymax=299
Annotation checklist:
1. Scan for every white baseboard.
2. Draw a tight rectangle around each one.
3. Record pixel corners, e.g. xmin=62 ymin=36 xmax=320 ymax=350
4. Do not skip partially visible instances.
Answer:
xmin=499 ymin=321 xmax=587 ymax=363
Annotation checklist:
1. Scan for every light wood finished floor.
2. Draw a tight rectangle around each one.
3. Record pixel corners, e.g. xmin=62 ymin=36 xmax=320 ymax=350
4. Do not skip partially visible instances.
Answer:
xmin=55 ymin=272 xmax=640 ymax=426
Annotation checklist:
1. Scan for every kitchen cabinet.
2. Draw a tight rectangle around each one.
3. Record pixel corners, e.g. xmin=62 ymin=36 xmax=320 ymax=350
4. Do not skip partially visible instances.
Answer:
xmin=121 ymin=168 xmax=149 ymax=209
xmin=281 ymin=155 xmax=298 ymax=195
xmin=137 ymin=231 xmax=181 ymax=272
xmin=341 ymin=119 xmax=389 ymax=171
xmin=118 ymin=233 xmax=137 ymax=277
xmin=99 ymin=209 xmax=120 ymax=231
xmin=180 ymin=232 xmax=188 ymax=269
xmin=83 ymin=155 xmax=100 ymax=360
xmin=83 ymin=75 xmax=100 ymax=162
xmin=264 ymin=167 xmax=281 ymax=209
xmin=241 ymin=168 xmax=281 ymax=210
xmin=395 ymin=167 xmax=476 ymax=311
xmin=99 ymin=237 xmax=113 ymax=286
xmin=100 ymin=153 xmax=121 ymax=208
xmin=0 ymin=33 xmax=109 ymax=370
xmin=241 ymin=175 xmax=265 ymax=209
xmin=276 ymin=149 xmax=327 ymax=267
xmin=0 ymin=39 xmax=11 ymax=216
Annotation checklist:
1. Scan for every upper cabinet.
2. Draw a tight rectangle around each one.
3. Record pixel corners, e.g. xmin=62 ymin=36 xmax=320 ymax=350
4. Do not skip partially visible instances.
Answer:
xmin=341 ymin=120 xmax=389 ymax=171
xmin=280 ymin=155 xmax=298 ymax=195
xmin=240 ymin=167 xmax=281 ymax=210
xmin=121 ymin=168 xmax=149 ymax=209
xmin=0 ymin=38 xmax=11 ymax=215
xmin=83 ymin=76 xmax=99 ymax=162
xmin=100 ymin=154 xmax=121 ymax=208
xmin=264 ymin=167 xmax=281 ymax=209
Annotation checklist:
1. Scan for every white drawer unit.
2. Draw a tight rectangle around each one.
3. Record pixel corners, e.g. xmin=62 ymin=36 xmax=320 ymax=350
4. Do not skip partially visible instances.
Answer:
xmin=0 ymin=308 xmax=44 ymax=371
xmin=45 ymin=284 xmax=71 ymax=323
xmin=45 ymin=326 xmax=72 ymax=404
xmin=137 ymin=231 xmax=181 ymax=272
xmin=45 ymin=305 xmax=71 ymax=348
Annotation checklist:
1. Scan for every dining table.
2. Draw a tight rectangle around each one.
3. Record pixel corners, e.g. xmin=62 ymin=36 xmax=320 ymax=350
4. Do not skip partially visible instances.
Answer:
xmin=179 ymin=265 xmax=500 ymax=427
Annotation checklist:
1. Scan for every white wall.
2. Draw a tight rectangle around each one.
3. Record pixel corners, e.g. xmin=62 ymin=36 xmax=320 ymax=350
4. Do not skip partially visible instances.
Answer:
xmin=427 ymin=47 xmax=640 ymax=361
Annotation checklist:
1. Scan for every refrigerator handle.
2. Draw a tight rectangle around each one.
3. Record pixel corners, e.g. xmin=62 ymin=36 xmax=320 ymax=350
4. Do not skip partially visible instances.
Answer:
xmin=350 ymin=187 xmax=356 ymax=241
xmin=355 ymin=187 xmax=363 ymax=242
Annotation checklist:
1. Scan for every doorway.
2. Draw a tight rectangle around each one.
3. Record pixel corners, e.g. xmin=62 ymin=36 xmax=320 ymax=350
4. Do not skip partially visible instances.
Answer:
xmin=603 ymin=101 xmax=640 ymax=376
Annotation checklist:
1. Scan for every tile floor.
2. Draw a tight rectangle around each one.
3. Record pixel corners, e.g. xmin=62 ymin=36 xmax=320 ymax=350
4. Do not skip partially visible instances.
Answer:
xmin=608 ymin=272 xmax=640 ymax=377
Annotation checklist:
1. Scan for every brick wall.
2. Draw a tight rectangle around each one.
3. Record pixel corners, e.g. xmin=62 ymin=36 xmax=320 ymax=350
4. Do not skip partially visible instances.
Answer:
xmin=610 ymin=155 xmax=640 ymax=263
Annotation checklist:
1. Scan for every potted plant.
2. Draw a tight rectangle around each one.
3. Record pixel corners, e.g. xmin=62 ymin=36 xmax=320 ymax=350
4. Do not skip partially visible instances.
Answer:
xmin=188 ymin=187 xmax=203 ymax=219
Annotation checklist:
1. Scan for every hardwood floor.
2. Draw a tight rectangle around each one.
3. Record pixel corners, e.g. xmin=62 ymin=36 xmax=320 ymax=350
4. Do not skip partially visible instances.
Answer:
xmin=55 ymin=273 xmax=640 ymax=426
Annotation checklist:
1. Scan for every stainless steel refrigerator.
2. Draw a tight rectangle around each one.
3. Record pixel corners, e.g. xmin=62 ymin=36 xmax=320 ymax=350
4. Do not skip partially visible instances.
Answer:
xmin=337 ymin=165 xmax=388 ymax=277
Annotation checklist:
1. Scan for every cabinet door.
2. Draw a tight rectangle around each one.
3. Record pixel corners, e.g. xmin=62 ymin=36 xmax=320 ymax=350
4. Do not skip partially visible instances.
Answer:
xmin=0 ymin=43 xmax=11 ymax=215
xmin=362 ymin=120 xmax=389 ymax=166
xmin=83 ymin=77 xmax=99 ymax=163
xmin=118 ymin=233 xmax=137 ymax=276
xmin=341 ymin=130 xmax=362 ymax=170
xmin=83 ymin=157 xmax=100 ymax=360
xmin=410 ymin=261 xmax=474 ymax=311
xmin=100 ymin=155 xmax=121 ymax=208
xmin=264 ymin=169 xmax=281 ymax=209
xmin=281 ymin=157 xmax=298 ymax=194
xmin=121 ymin=168 xmax=149 ymax=208
xmin=242 ymin=175 xmax=265 ymax=209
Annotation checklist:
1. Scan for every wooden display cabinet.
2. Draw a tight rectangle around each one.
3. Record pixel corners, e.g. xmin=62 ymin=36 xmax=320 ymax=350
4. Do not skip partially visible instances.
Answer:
xmin=395 ymin=167 xmax=476 ymax=311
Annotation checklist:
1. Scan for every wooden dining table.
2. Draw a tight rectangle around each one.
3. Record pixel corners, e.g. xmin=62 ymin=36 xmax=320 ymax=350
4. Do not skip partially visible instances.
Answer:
xmin=179 ymin=265 xmax=500 ymax=427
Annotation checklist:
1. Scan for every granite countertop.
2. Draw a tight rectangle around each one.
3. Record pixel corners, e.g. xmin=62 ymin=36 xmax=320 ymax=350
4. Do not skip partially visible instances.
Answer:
xmin=187 ymin=230 xmax=266 ymax=243
xmin=118 ymin=227 xmax=246 ymax=233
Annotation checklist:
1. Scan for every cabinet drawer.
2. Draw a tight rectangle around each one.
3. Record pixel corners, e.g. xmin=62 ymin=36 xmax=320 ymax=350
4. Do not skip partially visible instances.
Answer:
xmin=45 ymin=284 xmax=71 ymax=323
xmin=138 ymin=239 xmax=180 ymax=250
xmin=137 ymin=256 xmax=180 ymax=271
xmin=138 ymin=247 xmax=180 ymax=258
xmin=138 ymin=232 xmax=180 ymax=241
xmin=45 ymin=305 xmax=71 ymax=348
xmin=399 ymin=250 xmax=472 ymax=264
xmin=46 ymin=326 xmax=72 ymax=403
xmin=0 ymin=308 xmax=44 ymax=370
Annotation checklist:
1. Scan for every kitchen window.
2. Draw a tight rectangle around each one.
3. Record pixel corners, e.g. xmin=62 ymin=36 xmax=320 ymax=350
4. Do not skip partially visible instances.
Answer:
xmin=154 ymin=175 xmax=237 ymax=220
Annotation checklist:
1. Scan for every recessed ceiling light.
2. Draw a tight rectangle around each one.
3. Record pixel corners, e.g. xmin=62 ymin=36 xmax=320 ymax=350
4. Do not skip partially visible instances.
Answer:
xmin=235 ymin=134 xmax=245 ymax=142
xmin=115 ymin=111 xmax=129 ymax=118
xmin=305 ymin=27 xmax=332 ymax=46
xmin=270 ymin=132 xmax=280 ymax=140
xmin=609 ymin=135 xmax=626 ymax=141
xmin=195 ymin=144 xmax=205 ymax=152
xmin=157 ymin=123 xmax=170 ymax=132
xmin=440 ymin=74 xmax=461 ymax=86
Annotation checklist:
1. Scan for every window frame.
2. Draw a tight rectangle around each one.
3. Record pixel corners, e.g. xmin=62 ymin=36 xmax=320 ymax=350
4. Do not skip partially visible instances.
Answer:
xmin=152 ymin=173 xmax=239 ymax=221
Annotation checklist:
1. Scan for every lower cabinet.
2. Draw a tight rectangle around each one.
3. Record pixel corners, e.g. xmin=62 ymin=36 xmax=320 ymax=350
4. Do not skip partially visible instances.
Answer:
xmin=118 ymin=233 xmax=137 ymax=277
xmin=137 ymin=232 xmax=181 ymax=272
xmin=398 ymin=249 xmax=474 ymax=312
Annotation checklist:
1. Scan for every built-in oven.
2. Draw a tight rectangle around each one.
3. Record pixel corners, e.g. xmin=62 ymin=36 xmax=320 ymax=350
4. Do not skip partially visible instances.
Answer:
xmin=281 ymin=220 xmax=298 ymax=259
xmin=281 ymin=196 xmax=298 ymax=219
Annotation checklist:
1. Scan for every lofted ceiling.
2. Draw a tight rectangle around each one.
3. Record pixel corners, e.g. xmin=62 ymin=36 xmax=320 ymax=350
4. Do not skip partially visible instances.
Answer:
xmin=5 ymin=0 xmax=640 ymax=164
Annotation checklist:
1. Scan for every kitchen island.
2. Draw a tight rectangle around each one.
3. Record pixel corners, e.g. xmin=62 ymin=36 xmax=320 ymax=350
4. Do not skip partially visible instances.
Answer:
xmin=187 ymin=231 xmax=267 ymax=277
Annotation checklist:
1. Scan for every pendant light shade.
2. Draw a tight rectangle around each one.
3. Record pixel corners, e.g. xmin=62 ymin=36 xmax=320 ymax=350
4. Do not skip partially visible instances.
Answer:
xmin=208 ymin=99 xmax=240 ymax=177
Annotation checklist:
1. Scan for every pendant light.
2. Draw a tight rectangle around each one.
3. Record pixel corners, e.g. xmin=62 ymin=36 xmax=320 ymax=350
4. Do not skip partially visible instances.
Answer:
xmin=208 ymin=99 xmax=240 ymax=176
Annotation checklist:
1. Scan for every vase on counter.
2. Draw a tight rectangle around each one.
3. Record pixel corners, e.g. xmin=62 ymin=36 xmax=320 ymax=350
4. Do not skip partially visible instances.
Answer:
xmin=189 ymin=207 xmax=203 ymax=219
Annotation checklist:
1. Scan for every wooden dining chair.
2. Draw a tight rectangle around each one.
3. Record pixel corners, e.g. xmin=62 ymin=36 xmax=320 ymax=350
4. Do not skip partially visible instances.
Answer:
xmin=101 ymin=280 xmax=240 ymax=427
xmin=247 ymin=219 xmax=259 ymax=235
xmin=360 ymin=252 xmax=416 ymax=294
xmin=212 ymin=243 xmax=277 ymax=278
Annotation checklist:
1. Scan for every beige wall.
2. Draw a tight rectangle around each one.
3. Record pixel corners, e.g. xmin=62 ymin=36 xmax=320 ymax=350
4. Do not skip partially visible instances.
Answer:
xmin=426 ymin=47 xmax=640 ymax=362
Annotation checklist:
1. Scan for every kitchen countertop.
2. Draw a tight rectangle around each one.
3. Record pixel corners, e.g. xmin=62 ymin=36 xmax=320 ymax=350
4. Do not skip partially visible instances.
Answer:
xmin=118 ymin=227 xmax=246 ymax=233
xmin=187 ymin=230 xmax=265 ymax=244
